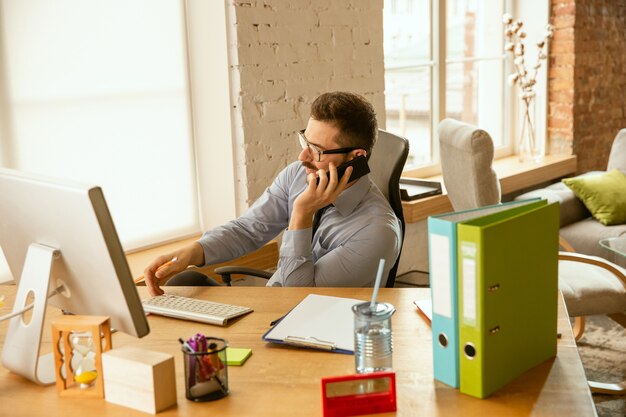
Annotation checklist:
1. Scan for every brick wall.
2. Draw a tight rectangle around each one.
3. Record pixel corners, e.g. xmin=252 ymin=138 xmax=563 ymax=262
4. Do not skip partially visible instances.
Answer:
xmin=548 ymin=0 xmax=626 ymax=173
xmin=228 ymin=0 xmax=385 ymax=209
xmin=548 ymin=1 xmax=575 ymax=157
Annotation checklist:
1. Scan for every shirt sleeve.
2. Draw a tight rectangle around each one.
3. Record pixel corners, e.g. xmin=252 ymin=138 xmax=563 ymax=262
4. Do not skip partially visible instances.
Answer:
xmin=197 ymin=166 xmax=293 ymax=266
xmin=268 ymin=222 xmax=400 ymax=287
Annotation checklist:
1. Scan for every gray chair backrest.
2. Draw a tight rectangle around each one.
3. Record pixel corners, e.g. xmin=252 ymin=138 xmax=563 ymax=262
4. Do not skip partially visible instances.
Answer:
xmin=438 ymin=118 xmax=501 ymax=211
xmin=369 ymin=129 xmax=409 ymax=287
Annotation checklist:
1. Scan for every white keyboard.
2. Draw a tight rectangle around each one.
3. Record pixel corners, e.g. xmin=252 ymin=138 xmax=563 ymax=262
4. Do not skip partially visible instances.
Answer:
xmin=142 ymin=294 xmax=253 ymax=326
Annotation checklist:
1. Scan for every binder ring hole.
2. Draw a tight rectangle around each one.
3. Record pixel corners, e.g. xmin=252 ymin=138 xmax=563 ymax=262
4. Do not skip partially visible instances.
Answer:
xmin=464 ymin=343 xmax=476 ymax=359
xmin=438 ymin=333 xmax=448 ymax=348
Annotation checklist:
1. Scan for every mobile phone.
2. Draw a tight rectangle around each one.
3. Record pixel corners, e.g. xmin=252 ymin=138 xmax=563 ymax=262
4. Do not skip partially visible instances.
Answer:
xmin=317 ymin=155 xmax=370 ymax=184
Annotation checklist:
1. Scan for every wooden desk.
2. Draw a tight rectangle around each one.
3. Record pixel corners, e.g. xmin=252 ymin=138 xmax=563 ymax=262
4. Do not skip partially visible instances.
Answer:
xmin=0 ymin=286 xmax=596 ymax=416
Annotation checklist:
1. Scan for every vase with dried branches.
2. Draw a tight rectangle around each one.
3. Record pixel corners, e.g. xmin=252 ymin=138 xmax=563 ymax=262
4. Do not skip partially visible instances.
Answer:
xmin=503 ymin=14 xmax=554 ymax=163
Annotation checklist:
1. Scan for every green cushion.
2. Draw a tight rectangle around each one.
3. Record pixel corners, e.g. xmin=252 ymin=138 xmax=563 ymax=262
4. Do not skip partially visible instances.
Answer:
xmin=562 ymin=169 xmax=626 ymax=225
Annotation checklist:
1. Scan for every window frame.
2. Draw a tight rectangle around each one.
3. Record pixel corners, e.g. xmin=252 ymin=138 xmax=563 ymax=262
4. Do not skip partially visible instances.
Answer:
xmin=385 ymin=0 xmax=516 ymax=178
xmin=183 ymin=0 xmax=238 ymax=238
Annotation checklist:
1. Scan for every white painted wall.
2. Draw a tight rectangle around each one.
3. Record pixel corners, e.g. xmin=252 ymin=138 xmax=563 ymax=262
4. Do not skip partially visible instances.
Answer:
xmin=227 ymin=0 xmax=386 ymax=211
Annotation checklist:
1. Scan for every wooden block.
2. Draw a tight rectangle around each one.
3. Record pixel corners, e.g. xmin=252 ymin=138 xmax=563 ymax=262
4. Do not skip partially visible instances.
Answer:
xmin=102 ymin=347 xmax=177 ymax=414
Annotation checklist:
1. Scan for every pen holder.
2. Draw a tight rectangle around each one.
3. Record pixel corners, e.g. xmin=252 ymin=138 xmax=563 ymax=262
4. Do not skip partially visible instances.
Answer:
xmin=182 ymin=337 xmax=229 ymax=401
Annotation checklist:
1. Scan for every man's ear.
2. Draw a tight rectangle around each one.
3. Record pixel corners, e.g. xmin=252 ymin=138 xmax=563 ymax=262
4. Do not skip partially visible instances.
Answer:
xmin=352 ymin=149 xmax=367 ymax=158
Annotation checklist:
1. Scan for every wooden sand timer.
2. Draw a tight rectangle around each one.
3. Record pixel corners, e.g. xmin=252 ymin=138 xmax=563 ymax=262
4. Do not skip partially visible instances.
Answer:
xmin=51 ymin=315 xmax=112 ymax=398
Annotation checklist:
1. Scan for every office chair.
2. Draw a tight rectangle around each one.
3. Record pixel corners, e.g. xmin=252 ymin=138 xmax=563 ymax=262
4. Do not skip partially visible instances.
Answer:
xmin=439 ymin=118 xmax=626 ymax=395
xmin=215 ymin=128 xmax=409 ymax=288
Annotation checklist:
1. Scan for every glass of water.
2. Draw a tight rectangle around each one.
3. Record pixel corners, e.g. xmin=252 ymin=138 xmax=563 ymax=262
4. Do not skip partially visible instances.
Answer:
xmin=352 ymin=302 xmax=396 ymax=374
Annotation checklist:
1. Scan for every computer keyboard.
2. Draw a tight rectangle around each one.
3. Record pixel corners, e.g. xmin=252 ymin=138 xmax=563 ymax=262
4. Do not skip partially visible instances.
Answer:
xmin=142 ymin=294 xmax=253 ymax=326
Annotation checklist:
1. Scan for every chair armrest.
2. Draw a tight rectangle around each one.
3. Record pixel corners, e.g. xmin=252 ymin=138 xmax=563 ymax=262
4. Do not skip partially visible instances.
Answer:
xmin=214 ymin=266 xmax=274 ymax=286
xmin=559 ymin=236 xmax=576 ymax=252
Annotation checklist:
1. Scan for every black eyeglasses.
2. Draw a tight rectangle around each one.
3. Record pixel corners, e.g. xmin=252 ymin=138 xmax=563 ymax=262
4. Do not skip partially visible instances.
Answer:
xmin=297 ymin=129 xmax=359 ymax=162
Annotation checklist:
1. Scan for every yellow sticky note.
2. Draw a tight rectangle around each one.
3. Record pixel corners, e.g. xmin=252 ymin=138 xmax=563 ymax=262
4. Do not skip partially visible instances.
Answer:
xmin=226 ymin=347 xmax=252 ymax=366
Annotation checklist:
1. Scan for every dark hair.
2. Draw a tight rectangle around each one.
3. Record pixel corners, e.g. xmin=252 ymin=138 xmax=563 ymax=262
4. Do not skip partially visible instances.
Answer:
xmin=310 ymin=91 xmax=378 ymax=155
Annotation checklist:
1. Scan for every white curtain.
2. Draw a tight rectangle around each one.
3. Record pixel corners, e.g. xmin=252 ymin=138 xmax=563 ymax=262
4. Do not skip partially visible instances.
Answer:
xmin=0 ymin=0 xmax=199 ymax=252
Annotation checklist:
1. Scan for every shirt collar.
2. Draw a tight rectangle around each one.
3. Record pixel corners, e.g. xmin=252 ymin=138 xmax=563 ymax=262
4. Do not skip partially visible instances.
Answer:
xmin=333 ymin=175 xmax=371 ymax=216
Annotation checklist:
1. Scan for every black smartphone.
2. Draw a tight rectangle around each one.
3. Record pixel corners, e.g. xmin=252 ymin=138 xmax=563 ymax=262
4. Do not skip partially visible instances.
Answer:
xmin=317 ymin=155 xmax=370 ymax=184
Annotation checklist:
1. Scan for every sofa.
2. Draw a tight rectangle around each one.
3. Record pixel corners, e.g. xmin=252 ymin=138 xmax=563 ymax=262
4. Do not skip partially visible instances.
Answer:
xmin=516 ymin=129 xmax=626 ymax=268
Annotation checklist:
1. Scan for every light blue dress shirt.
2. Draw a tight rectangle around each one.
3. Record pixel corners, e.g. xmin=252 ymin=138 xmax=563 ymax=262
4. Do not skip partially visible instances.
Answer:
xmin=198 ymin=161 xmax=402 ymax=287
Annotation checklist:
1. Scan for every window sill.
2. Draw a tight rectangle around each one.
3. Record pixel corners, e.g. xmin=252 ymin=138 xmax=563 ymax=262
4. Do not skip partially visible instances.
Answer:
xmin=400 ymin=154 xmax=578 ymax=223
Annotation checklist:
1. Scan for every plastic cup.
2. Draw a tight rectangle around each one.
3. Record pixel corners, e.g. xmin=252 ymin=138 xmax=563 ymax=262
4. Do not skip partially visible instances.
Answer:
xmin=353 ymin=302 xmax=396 ymax=374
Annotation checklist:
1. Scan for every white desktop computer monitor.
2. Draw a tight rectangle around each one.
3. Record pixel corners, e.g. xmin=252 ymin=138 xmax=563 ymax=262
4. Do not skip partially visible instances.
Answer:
xmin=0 ymin=167 xmax=150 ymax=385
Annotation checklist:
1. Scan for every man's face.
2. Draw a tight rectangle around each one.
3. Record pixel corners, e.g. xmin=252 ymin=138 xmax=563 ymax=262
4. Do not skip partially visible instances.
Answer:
xmin=298 ymin=118 xmax=356 ymax=175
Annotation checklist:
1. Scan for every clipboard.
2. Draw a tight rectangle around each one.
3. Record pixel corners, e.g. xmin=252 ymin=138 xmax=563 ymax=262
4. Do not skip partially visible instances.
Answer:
xmin=262 ymin=294 xmax=364 ymax=354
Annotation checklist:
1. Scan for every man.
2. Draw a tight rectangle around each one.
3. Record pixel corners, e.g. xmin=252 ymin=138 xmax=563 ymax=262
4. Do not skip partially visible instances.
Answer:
xmin=144 ymin=91 xmax=402 ymax=296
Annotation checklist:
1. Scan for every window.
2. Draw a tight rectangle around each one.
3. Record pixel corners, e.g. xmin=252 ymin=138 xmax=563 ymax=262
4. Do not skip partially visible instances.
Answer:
xmin=0 ymin=1 xmax=236 ymax=283
xmin=0 ymin=0 xmax=198 ymax=250
xmin=384 ymin=0 xmax=511 ymax=172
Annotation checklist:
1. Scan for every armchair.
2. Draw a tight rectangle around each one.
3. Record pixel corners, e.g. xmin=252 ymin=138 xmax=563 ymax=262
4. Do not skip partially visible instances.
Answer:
xmin=215 ymin=129 xmax=410 ymax=288
xmin=558 ymin=252 xmax=626 ymax=394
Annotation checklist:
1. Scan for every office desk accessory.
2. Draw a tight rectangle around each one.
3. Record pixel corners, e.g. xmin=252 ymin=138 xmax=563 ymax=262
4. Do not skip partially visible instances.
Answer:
xmin=0 ymin=168 xmax=149 ymax=386
xmin=458 ymin=200 xmax=559 ymax=398
xmin=225 ymin=347 xmax=252 ymax=366
xmin=353 ymin=302 xmax=395 ymax=374
xmin=102 ymin=347 xmax=177 ymax=414
xmin=182 ymin=336 xmax=229 ymax=402
xmin=51 ymin=315 xmax=112 ymax=398
xmin=413 ymin=299 xmax=432 ymax=325
xmin=263 ymin=294 xmax=364 ymax=353
xmin=427 ymin=198 xmax=542 ymax=388
xmin=142 ymin=293 xmax=253 ymax=325
xmin=321 ymin=371 xmax=396 ymax=417
xmin=353 ymin=259 xmax=395 ymax=373
xmin=134 ymin=258 xmax=177 ymax=284
xmin=399 ymin=178 xmax=442 ymax=201
xmin=0 ymin=286 xmax=597 ymax=417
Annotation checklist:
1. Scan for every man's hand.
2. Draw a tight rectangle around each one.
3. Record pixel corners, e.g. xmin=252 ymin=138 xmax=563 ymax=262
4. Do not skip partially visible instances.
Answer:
xmin=290 ymin=162 xmax=353 ymax=230
xmin=143 ymin=242 xmax=205 ymax=296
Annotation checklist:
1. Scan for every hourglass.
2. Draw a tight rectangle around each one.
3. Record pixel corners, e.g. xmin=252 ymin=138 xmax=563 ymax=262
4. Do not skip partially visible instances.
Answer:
xmin=51 ymin=315 xmax=112 ymax=398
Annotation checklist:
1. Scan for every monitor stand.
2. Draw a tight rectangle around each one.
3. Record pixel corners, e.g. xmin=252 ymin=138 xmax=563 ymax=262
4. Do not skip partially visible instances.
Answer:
xmin=2 ymin=243 xmax=60 ymax=385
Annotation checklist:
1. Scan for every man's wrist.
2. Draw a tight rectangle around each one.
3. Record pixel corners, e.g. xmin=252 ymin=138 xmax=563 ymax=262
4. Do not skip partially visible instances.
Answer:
xmin=289 ymin=208 xmax=315 ymax=230
xmin=189 ymin=242 xmax=205 ymax=266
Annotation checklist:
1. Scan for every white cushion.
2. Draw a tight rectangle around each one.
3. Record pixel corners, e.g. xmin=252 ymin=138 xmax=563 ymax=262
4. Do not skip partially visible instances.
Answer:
xmin=559 ymin=254 xmax=626 ymax=317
